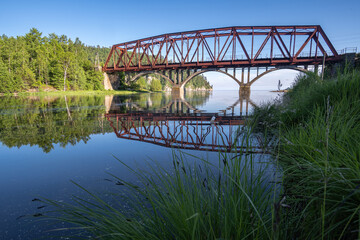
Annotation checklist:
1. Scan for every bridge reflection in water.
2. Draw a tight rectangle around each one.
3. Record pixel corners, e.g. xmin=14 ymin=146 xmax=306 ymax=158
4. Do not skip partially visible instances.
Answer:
xmin=106 ymin=112 xmax=263 ymax=153
xmin=106 ymin=91 xmax=257 ymax=116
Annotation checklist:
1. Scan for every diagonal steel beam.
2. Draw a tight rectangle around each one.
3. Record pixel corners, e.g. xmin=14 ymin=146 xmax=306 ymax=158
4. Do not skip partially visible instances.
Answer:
xmin=294 ymin=30 xmax=317 ymax=59
xmin=254 ymin=31 xmax=271 ymax=60
xmin=274 ymin=27 xmax=291 ymax=58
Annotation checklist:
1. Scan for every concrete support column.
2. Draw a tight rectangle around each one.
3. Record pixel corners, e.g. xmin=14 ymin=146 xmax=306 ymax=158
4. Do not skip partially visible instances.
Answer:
xmin=180 ymin=70 xmax=184 ymax=85
xmin=172 ymin=85 xmax=185 ymax=100
xmin=241 ymin=68 xmax=244 ymax=84
xmin=176 ymin=70 xmax=180 ymax=85
xmin=239 ymin=85 xmax=251 ymax=99
xmin=239 ymin=85 xmax=251 ymax=116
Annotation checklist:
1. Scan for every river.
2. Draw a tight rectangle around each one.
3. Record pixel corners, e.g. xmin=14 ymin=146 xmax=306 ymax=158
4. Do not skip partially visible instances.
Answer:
xmin=0 ymin=90 xmax=280 ymax=239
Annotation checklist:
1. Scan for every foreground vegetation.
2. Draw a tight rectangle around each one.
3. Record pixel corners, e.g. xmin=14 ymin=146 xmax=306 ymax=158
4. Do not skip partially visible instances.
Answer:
xmin=252 ymin=67 xmax=360 ymax=239
xmin=41 ymin=150 xmax=278 ymax=239
xmin=33 ymin=67 xmax=360 ymax=239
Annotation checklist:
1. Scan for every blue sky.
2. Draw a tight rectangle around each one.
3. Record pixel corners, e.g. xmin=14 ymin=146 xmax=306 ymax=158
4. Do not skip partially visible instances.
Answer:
xmin=1 ymin=0 xmax=359 ymax=90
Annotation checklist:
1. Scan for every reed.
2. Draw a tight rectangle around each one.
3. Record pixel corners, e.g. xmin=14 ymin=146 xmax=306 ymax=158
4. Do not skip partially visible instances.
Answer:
xmin=253 ymin=68 xmax=360 ymax=239
xmin=39 ymin=132 xmax=281 ymax=239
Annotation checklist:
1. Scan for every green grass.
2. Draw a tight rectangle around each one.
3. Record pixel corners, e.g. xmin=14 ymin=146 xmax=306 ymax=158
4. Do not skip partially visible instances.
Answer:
xmin=38 ymin=136 xmax=281 ymax=239
xmin=252 ymin=68 xmax=360 ymax=239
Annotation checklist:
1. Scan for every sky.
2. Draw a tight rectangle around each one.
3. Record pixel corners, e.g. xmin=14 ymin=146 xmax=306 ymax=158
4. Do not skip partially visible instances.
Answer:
xmin=1 ymin=0 xmax=359 ymax=90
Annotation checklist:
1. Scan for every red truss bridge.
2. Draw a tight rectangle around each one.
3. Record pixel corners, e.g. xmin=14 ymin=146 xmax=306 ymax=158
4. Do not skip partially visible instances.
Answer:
xmin=103 ymin=25 xmax=348 ymax=94
xmin=106 ymin=113 xmax=266 ymax=153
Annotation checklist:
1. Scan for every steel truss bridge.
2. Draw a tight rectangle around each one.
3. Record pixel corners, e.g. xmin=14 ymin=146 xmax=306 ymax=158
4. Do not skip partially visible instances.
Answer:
xmin=106 ymin=113 xmax=265 ymax=153
xmin=103 ymin=25 xmax=343 ymax=93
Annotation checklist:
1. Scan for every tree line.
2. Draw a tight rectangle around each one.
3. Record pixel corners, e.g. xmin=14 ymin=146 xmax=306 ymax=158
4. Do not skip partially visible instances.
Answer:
xmin=0 ymin=28 xmax=212 ymax=93
xmin=0 ymin=28 xmax=108 ymax=93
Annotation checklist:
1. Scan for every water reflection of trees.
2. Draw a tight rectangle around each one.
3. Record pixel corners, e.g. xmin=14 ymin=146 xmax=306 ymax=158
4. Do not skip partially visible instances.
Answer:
xmin=0 ymin=93 xmax=211 ymax=153
xmin=0 ymin=91 xmax=256 ymax=153
xmin=0 ymin=96 xmax=110 ymax=153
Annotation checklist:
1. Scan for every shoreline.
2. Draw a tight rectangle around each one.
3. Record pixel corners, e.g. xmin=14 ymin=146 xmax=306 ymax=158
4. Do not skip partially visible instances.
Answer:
xmin=0 ymin=88 xmax=214 ymax=97
xmin=0 ymin=89 xmax=149 ymax=97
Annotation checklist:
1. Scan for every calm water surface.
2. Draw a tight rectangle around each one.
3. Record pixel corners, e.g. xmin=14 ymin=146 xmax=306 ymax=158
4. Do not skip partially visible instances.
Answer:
xmin=0 ymin=90 xmax=280 ymax=239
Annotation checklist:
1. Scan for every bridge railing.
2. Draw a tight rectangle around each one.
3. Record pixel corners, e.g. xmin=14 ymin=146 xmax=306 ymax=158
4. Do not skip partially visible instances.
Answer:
xmin=337 ymin=47 xmax=358 ymax=55
xmin=187 ymin=48 xmax=356 ymax=63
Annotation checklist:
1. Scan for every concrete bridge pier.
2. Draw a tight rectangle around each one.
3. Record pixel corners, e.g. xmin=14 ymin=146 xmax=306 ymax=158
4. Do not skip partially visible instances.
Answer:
xmin=239 ymin=85 xmax=251 ymax=100
xmin=239 ymin=86 xmax=251 ymax=116
xmin=172 ymin=85 xmax=185 ymax=100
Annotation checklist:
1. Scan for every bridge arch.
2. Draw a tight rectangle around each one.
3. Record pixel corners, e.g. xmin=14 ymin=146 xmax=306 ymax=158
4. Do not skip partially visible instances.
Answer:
xmin=180 ymin=69 xmax=242 ymax=88
xmin=129 ymin=72 xmax=174 ymax=85
xmin=248 ymin=67 xmax=309 ymax=86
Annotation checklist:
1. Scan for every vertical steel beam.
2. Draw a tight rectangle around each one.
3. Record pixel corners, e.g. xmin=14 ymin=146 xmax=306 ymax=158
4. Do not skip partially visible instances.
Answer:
xmin=251 ymin=27 xmax=254 ymax=61
xmin=241 ymin=68 xmax=244 ymax=84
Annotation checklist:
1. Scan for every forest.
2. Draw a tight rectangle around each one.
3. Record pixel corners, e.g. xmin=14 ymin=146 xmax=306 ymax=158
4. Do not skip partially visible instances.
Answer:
xmin=0 ymin=28 xmax=108 ymax=93
xmin=0 ymin=28 xmax=212 ymax=93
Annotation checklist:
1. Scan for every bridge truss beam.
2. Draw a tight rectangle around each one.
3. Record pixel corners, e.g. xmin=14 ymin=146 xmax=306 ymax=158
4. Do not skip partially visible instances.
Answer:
xmin=106 ymin=113 xmax=266 ymax=153
xmin=103 ymin=25 xmax=339 ymax=73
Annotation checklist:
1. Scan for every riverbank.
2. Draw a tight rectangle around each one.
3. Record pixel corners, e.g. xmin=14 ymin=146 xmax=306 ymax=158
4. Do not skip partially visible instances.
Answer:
xmin=252 ymin=69 xmax=360 ymax=239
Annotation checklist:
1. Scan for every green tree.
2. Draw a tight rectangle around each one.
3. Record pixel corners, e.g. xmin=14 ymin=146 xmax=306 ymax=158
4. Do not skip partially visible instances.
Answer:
xmin=49 ymin=60 xmax=63 ymax=89
xmin=60 ymin=51 xmax=74 ymax=91
xmin=150 ymin=78 xmax=162 ymax=91
xmin=0 ymin=59 xmax=12 ymax=93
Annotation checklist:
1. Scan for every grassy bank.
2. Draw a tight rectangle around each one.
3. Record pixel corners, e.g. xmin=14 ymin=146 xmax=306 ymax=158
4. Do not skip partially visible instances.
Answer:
xmin=33 ymin=69 xmax=359 ymax=239
xmin=253 ymin=68 xmax=360 ymax=239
